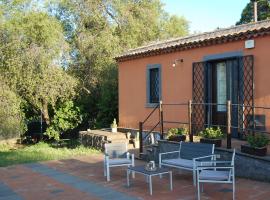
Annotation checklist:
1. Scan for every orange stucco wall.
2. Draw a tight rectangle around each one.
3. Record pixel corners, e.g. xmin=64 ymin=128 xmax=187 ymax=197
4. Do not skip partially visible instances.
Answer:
xmin=118 ymin=35 xmax=270 ymax=131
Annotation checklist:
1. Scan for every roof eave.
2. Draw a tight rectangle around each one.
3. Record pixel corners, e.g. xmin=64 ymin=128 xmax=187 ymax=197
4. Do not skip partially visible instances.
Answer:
xmin=115 ymin=27 xmax=270 ymax=62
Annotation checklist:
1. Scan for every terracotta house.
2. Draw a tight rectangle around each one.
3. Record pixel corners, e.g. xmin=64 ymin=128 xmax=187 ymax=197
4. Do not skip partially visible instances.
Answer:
xmin=116 ymin=20 xmax=270 ymax=137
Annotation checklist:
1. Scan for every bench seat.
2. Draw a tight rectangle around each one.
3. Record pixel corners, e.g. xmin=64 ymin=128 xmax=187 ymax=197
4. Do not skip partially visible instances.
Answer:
xmin=159 ymin=141 xmax=215 ymax=186
xmin=162 ymin=158 xmax=199 ymax=169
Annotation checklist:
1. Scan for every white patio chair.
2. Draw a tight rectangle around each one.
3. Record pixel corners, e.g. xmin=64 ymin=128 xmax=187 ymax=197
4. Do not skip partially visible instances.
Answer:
xmin=104 ymin=142 xmax=135 ymax=181
xmin=196 ymin=149 xmax=236 ymax=200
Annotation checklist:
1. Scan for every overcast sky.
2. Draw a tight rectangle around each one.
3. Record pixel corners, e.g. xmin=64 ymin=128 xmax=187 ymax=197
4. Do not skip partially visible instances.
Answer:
xmin=161 ymin=0 xmax=250 ymax=33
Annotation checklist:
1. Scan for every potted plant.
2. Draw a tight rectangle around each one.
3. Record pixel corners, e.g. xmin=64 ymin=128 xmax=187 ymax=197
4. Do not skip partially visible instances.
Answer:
xmin=167 ymin=127 xmax=188 ymax=142
xmin=241 ymin=133 xmax=269 ymax=156
xmin=111 ymin=118 xmax=117 ymax=133
xmin=199 ymin=127 xmax=223 ymax=147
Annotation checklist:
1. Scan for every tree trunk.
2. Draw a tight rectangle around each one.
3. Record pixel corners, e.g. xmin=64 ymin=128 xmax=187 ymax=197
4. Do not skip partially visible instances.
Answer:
xmin=42 ymin=100 xmax=50 ymax=125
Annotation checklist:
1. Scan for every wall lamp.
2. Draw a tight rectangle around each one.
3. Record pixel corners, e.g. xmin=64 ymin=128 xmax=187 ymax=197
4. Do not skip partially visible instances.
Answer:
xmin=172 ymin=58 xmax=184 ymax=67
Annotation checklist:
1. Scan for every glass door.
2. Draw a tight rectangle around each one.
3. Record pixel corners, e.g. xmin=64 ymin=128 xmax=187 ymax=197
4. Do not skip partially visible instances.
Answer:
xmin=212 ymin=62 xmax=227 ymax=129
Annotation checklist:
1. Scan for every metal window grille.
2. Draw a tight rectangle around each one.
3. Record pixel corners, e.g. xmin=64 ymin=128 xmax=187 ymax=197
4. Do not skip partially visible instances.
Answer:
xmin=238 ymin=55 xmax=254 ymax=136
xmin=149 ymin=68 xmax=160 ymax=103
xmin=192 ymin=62 xmax=206 ymax=134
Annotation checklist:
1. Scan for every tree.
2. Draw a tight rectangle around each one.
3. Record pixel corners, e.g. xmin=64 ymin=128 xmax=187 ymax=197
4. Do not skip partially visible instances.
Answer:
xmin=160 ymin=15 xmax=189 ymax=39
xmin=0 ymin=10 xmax=78 ymax=125
xmin=52 ymin=0 xmax=189 ymax=128
xmin=237 ymin=0 xmax=270 ymax=25
xmin=0 ymin=79 xmax=25 ymax=139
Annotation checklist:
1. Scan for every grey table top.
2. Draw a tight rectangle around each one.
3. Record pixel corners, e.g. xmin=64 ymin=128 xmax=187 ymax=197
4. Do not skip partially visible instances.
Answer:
xmin=128 ymin=166 xmax=171 ymax=175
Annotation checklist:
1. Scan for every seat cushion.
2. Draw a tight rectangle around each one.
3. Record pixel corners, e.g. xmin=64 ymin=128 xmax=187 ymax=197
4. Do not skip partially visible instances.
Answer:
xmin=162 ymin=158 xmax=196 ymax=169
xmin=199 ymin=170 xmax=230 ymax=181
xmin=108 ymin=158 xmax=132 ymax=166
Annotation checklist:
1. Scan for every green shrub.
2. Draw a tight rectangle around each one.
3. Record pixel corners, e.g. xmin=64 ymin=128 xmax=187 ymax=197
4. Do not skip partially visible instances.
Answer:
xmin=45 ymin=101 xmax=82 ymax=140
xmin=247 ymin=133 xmax=269 ymax=148
xmin=167 ymin=127 xmax=188 ymax=138
xmin=199 ymin=127 xmax=223 ymax=139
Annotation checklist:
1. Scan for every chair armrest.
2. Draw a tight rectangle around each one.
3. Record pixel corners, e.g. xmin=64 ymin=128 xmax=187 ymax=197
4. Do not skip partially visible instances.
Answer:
xmin=197 ymin=160 xmax=232 ymax=166
xmin=159 ymin=151 xmax=180 ymax=161
xmin=159 ymin=151 xmax=180 ymax=167
xmin=196 ymin=165 xmax=234 ymax=170
xmin=193 ymin=154 xmax=219 ymax=161
xmin=159 ymin=151 xmax=180 ymax=156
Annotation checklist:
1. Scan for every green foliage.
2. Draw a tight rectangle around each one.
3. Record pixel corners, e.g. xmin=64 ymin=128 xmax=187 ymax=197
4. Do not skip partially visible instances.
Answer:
xmin=45 ymin=101 xmax=82 ymax=140
xmin=1 ymin=0 xmax=190 ymax=135
xmin=0 ymin=142 xmax=100 ymax=167
xmin=0 ymin=80 xmax=26 ymax=139
xmin=160 ymin=14 xmax=189 ymax=39
xmin=0 ymin=6 xmax=77 ymax=125
xmin=95 ymin=64 xmax=118 ymax=128
xmin=247 ymin=133 xmax=269 ymax=148
xmin=53 ymin=0 xmax=189 ymax=128
xmin=199 ymin=127 xmax=224 ymax=139
xmin=167 ymin=127 xmax=188 ymax=138
xmin=237 ymin=0 xmax=270 ymax=25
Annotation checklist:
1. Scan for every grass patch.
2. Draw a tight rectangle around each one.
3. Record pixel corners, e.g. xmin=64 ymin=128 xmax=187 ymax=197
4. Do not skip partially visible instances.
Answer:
xmin=0 ymin=142 xmax=100 ymax=167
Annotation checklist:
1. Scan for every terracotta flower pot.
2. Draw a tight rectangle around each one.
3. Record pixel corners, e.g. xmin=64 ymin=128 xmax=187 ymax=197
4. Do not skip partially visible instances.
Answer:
xmin=200 ymin=138 xmax=222 ymax=147
xmin=168 ymin=135 xmax=186 ymax=142
xmin=241 ymin=144 xmax=267 ymax=156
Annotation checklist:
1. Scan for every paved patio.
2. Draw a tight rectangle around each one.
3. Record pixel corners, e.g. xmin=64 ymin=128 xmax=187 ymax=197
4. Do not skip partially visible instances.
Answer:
xmin=0 ymin=154 xmax=270 ymax=200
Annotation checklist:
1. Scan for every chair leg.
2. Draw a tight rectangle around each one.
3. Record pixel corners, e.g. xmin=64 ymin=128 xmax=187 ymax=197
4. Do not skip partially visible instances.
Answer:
xmin=201 ymin=183 xmax=203 ymax=193
xmin=131 ymin=163 xmax=135 ymax=178
xmin=197 ymin=181 xmax=200 ymax=200
xmin=233 ymin=178 xmax=235 ymax=200
xmin=193 ymin=170 xmax=196 ymax=186
xmin=132 ymin=171 xmax=135 ymax=178
xmin=104 ymin=162 xmax=106 ymax=177
xmin=106 ymin=165 xmax=110 ymax=181
xmin=159 ymin=164 xmax=163 ymax=179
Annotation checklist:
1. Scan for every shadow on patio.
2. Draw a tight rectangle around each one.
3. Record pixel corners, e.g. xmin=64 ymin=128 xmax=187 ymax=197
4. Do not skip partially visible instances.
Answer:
xmin=1 ymin=154 xmax=270 ymax=200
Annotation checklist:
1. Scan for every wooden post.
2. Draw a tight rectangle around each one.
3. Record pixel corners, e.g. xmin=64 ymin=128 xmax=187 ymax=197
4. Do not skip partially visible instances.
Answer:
xmin=188 ymin=100 xmax=193 ymax=142
xmin=139 ymin=122 xmax=143 ymax=154
xmin=227 ymin=100 xmax=232 ymax=149
xmin=159 ymin=101 xmax=164 ymax=140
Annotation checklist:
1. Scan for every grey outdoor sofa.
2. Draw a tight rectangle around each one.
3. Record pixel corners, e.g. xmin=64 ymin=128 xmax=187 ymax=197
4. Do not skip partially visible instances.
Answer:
xmin=159 ymin=141 xmax=215 ymax=186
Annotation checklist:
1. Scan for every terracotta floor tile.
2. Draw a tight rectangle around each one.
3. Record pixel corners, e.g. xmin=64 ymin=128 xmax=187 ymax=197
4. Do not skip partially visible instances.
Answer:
xmin=0 ymin=154 xmax=270 ymax=200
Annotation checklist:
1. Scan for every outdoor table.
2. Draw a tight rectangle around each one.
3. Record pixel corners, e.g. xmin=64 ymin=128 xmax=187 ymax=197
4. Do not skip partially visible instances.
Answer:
xmin=127 ymin=166 xmax=173 ymax=195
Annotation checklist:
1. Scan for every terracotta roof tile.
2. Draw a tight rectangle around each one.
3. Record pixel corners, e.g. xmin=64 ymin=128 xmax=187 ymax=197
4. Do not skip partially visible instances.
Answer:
xmin=116 ymin=19 xmax=270 ymax=61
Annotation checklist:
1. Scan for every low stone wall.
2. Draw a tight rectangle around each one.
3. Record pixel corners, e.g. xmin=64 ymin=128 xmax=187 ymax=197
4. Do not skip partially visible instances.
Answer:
xmin=79 ymin=131 xmax=107 ymax=150
xmin=215 ymin=148 xmax=270 ymax=182
xmin=79 ymin=129 xmax=129 ymax=150
xmin=149 ymin=140 xmax=270 ymax=182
